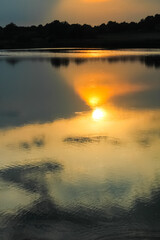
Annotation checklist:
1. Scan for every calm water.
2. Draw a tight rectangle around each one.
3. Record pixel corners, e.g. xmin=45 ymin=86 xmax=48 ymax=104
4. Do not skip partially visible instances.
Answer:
xmin=0 ymin=49 xmax=160 ymax=240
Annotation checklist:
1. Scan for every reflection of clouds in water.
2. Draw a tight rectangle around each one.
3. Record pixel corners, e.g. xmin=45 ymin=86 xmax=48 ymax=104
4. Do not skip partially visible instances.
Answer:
xmin=1 ymin=158 xmax=160 ymax=240
xmin=19 ymin=135 xmax=45 ymax=150
xmin=0 ymin=145 xmax=159 ymax=215
xmin=0 ymin=160 xmax=64 ymax=239
xmin=111 ymin=89 xmax=160 ymax=109
xmin=49 ymin=171 xmax=160 ymax=212
xmin=0 ymin=60 xmax=89 ymax=129
xmin=136 ymin=128 xmax=160 ymax=148
xmin=0 ymin=52 xmax=160 ymax=130
xmin=58 ymin=54 xmax=160 ymax=112
xmin=1 ymin=51 xmax=160 ymax=239
xmin=64 ymin=135 xmax=121 ymax=146
xmin=0 ymin=161 xmax=63 ymax=195
xmin=0 ymin=180 xmax=38 ymax=213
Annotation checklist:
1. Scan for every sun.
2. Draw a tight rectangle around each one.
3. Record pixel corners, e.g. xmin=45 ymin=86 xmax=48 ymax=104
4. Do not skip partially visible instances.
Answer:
xmin=92 ymin=108 xmax=105 ymax=121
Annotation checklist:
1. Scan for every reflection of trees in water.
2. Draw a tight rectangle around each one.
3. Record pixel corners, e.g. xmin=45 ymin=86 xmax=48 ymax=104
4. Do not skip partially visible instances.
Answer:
xmin=50 ymin=58 xmax=70 ymax=68
xmin=2 ymin=54 xmax=160 ymax=69
xmin=107 ymin=55 xmax=160 ymax=69
xmin=52 ymin=55 xmax=160 ymax=69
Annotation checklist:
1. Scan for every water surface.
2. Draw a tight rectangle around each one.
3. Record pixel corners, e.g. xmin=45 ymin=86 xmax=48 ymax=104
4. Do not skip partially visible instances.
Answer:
xmin=0 ymin=49 xmax=160 ymax=240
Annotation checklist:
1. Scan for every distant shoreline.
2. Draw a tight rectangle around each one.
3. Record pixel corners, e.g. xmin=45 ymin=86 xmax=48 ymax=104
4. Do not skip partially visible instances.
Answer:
xmin=0 ymin=14 xmax=160 ymax=49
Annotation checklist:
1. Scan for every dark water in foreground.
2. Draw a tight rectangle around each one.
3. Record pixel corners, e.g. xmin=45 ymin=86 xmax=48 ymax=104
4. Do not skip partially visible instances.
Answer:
xmin=0 ymin=49 xmax=160 ymax=240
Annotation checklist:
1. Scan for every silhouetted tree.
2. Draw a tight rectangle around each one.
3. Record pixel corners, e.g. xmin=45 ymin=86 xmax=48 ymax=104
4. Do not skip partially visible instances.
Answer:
xmin=0 ymin=14 xmax=160 ymax=48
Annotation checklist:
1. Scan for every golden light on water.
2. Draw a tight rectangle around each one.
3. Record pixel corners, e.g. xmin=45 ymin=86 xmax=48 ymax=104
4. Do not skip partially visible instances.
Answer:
xmin=62 ymin=69 xmax=148 ymax=112
xmin=89 ymin=97 xmax=100 ymax=107
xmin=92 ymin=108 xmax=106 ymax=121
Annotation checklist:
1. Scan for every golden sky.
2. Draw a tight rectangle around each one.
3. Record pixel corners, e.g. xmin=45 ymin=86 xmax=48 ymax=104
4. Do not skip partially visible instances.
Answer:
xmin=0 ymin=0 xmax=160 ymax=26
xmin=53 ymin=0 xmax=160 ymax=25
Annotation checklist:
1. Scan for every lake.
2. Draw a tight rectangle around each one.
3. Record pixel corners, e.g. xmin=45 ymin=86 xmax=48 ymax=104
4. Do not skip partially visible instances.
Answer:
xmin=0 ymin=49 xmax=160 ymax=240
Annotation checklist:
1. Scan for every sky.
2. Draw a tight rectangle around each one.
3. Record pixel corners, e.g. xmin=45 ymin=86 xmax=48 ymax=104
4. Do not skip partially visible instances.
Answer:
xmin=0 ymin=0 xmax=160 ymax=26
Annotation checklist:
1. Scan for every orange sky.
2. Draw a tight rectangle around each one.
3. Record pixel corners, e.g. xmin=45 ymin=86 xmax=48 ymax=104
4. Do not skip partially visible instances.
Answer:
xmin=52 ymin=0 xmax=160 ymax=25
xmin=0 ymin=0 xmax=160 ymax=26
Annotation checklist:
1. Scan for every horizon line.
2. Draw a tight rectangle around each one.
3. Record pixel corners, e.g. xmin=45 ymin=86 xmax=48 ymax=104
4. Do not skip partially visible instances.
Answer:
xmin=1 ymin=13 xmax=160 ymax=28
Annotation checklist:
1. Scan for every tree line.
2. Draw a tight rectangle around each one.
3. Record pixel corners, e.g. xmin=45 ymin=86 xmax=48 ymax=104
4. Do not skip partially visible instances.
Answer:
xmin=0 ymin=14 xmax=160 ymax=48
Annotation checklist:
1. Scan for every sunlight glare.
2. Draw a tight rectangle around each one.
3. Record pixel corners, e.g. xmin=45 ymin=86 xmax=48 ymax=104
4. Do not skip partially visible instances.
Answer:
xmin=92 ymin=108 xmax=105 ymax=121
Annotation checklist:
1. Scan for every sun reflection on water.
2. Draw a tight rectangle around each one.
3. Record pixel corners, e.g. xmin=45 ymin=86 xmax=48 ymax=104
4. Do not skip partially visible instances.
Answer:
xmin=92 ymin=108 xmax=106 ymax=121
